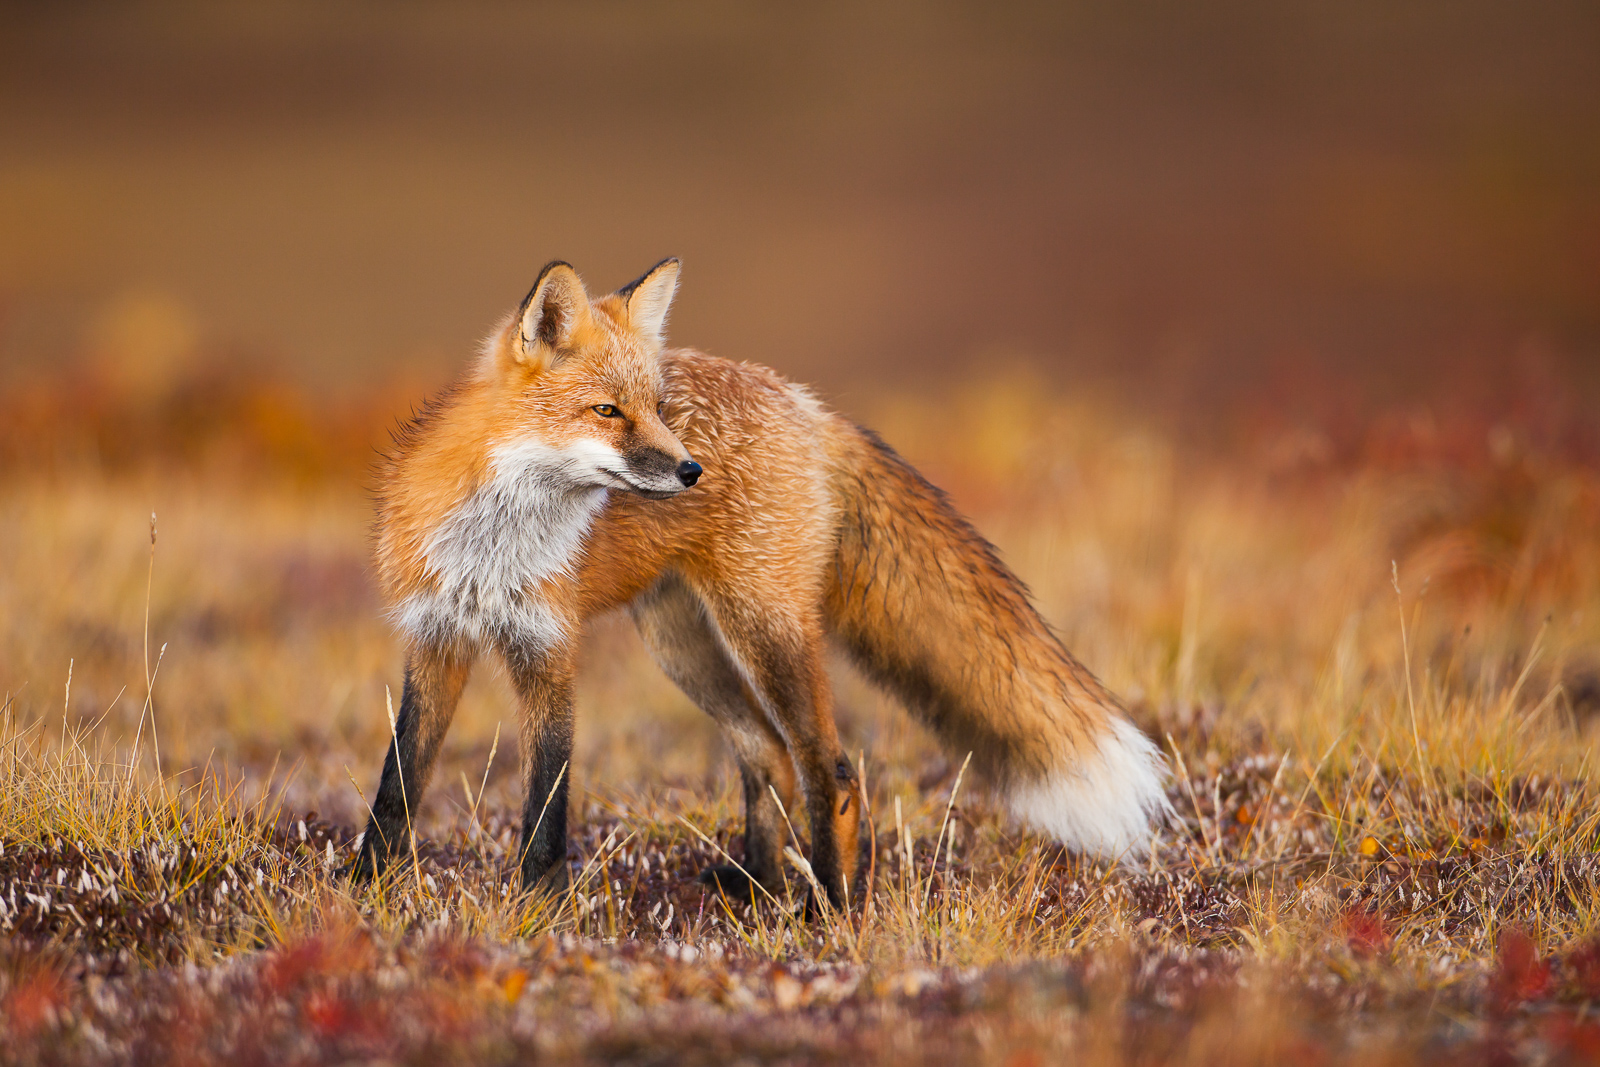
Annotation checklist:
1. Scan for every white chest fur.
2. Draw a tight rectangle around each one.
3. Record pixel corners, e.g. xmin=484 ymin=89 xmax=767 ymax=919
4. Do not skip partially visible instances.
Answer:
xmin=394 ymin=440 xmax=609 ymax=651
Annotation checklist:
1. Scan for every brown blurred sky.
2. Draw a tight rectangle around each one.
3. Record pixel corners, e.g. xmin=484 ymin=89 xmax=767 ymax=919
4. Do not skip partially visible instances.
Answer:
xmin=1 ymin=0 xmax=1597 ymax=417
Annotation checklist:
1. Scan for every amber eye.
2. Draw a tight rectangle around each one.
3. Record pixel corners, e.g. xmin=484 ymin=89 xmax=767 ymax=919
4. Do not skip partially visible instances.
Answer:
xmin=592 ymin=404 xmax=622 ymax=418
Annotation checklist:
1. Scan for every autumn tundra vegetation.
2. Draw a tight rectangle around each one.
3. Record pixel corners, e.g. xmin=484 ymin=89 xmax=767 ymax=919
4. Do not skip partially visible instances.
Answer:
xmin=1 ymin=323 xmax=1598 ymax=1064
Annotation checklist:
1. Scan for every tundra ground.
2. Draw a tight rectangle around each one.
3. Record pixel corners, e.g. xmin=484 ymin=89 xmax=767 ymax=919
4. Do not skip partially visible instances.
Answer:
xmin=1 ymin=371 xmax=1597 ymax=1065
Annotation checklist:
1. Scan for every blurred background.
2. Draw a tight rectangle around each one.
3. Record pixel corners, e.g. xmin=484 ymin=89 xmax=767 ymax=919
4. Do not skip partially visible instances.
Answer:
xmin=3 ymin=0 xmax=1597 ymax=430
xmin=1 ymin=1 xmax=1597 ymax=810
xmin=5 ymin=14 xmax=1600 ymax=1054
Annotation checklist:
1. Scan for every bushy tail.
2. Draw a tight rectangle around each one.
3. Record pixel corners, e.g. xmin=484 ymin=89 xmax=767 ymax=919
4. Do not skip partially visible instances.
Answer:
xmin=823 ymin=423 xmax=1171 ymax=859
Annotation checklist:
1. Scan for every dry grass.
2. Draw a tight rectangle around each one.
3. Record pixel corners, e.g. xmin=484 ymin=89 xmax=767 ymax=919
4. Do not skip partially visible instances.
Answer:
xmin=2 ymin=368 xmax=1599 ymax=1065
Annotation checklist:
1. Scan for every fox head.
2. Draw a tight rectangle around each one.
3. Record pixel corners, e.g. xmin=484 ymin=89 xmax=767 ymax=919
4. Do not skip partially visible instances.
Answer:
xmin=486 ymin=258 xmax=700 ymax=499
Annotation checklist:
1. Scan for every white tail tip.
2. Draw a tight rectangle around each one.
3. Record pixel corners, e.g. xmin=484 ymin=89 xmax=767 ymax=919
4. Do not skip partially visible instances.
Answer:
xmin=1007 ymin=717 xmax=1173 ymax=861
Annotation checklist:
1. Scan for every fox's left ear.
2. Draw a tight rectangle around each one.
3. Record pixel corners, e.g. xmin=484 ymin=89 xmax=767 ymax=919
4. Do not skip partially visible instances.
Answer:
xmin=617 ymin=258 xmax=680 ymax=348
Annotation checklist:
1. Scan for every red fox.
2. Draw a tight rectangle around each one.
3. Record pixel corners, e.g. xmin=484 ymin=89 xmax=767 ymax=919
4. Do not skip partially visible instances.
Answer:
xmin=350 ymin=258 xmax=1169 ymax=907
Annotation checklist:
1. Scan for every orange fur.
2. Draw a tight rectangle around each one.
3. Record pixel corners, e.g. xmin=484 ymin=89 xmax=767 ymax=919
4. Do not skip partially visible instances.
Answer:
xmin=354 ymin=259 xmax=1169 ymax=907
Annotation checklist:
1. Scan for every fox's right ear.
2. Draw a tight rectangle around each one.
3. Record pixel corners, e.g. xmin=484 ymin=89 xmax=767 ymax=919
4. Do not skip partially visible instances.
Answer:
xmin=516 ymin=261 xmax=590 ymax=368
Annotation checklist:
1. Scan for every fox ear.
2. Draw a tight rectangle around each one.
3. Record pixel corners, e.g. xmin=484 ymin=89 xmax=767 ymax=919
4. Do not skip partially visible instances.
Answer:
xmin=516 ymin=261 xmax=590 ymax=366
xmin=617 ymin=258 xmax=680 ymax=348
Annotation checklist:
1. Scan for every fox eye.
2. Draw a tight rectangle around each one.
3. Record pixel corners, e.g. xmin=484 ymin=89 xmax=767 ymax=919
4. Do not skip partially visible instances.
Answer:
xmin=592 ymin=404 xmax=622 ymax=418
xmin=656 ymin=400 xmax=666 ymax=416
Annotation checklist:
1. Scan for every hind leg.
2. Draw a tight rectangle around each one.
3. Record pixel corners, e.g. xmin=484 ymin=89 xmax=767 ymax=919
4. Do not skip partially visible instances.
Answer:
xmin=632 ymin=574 xmax=797 ymax=899
xmin=696 ymin=590 xmax=863 ymax=911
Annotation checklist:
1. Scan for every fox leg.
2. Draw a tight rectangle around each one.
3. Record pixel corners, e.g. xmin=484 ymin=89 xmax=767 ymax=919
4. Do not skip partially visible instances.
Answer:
xmin=499 ymin=640 xmax=578 ymax=895
xmin=631 ymin=575 xmax=797 ymax=899
xmin=350 ymin=642 xmax=473 ymax=882
xmin=700 ymin=594 xmax=863 ymax=912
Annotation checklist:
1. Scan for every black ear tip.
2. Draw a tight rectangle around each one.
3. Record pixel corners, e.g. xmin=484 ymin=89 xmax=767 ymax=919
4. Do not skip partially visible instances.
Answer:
xmin=534 ymin=260 xmax=576 ymax=288
xmin=619 ymin=258 xmax=682 ymax=301
xmin=519 ymin=260 xmax=578 ymax=315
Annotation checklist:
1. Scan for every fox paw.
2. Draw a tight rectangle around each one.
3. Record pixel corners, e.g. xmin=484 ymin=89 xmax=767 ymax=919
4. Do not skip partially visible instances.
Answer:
xmin=697 ymin=865 xmax=770 ymax=903
xmin=343 ymin=850 xmax=383 ymax=885
xmin=522 ymin=861 xmax=572 ymax=900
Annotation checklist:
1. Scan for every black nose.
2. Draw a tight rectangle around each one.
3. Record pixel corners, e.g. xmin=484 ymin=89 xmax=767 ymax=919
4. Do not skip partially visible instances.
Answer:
xmin=676 ymin=460 xmax=703 ymax=487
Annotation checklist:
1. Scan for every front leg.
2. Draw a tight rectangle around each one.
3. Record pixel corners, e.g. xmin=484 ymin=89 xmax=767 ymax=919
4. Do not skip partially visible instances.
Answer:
xmin=501 ymin=641 xmax=578 ymax=895
xmin=350 ymin=641 xmax=472 ymax=882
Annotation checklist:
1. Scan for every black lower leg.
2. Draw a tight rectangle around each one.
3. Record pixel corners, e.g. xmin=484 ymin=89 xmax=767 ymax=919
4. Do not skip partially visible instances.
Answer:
xmin=499 ymin=642 xmax=577 ymax=896
xmin=351 ymin=666 xmax=432 ymax=881
xmin=701 ymin=745 xmax=796 ymax=902
xmin=740 ymin=763 xmax=787 ymax=889
xmin=518 ymin=726 xmax=572 ymax=894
